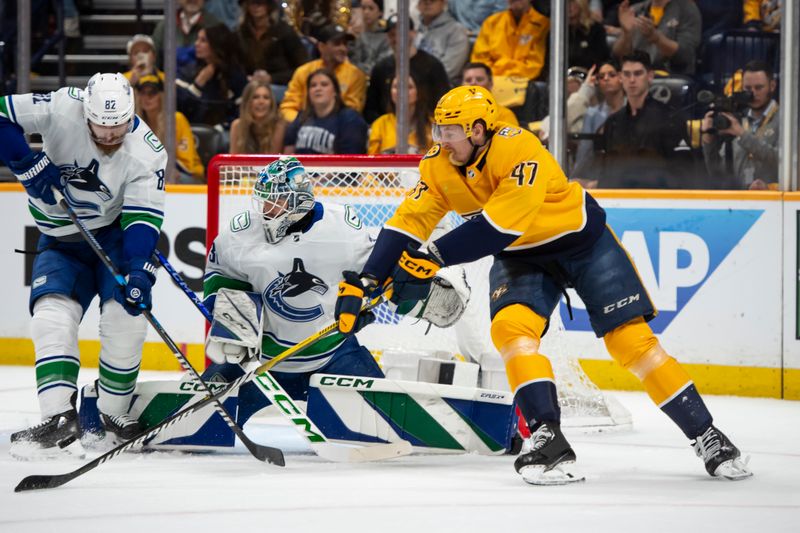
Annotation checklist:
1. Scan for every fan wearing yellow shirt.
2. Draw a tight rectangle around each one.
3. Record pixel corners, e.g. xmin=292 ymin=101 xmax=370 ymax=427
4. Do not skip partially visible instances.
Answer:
xmin=368 ymin=75 xmax=433 ymax=155
xmin=334 ymin=86 xmax=752 ymax=485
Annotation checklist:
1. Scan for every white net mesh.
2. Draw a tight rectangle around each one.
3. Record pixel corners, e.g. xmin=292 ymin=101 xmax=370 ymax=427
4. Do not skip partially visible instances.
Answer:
xmin=209 ymin=155 xmax=631 ymax=429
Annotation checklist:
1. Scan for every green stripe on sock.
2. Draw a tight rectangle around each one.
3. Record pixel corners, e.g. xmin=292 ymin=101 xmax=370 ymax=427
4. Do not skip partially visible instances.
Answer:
xmin=99 ymin=364 xmax=140 ymax=392
xmin=35 ymin=360 xmax=80 ymax=389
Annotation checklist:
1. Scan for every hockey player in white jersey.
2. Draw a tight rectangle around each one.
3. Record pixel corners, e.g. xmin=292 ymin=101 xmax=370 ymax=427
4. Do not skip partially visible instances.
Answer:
xmin=0 ymin=73 xmax=167 ymax=458
xmin=202 ymin=157 xmax=468 ymax=424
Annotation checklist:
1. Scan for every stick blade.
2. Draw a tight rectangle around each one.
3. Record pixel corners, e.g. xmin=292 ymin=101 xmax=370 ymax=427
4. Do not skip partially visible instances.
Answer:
xmin=15 ymin=473 xmax=73 ymax=492
xmin=251 ymin=444 xmax=286 ymax=466
xmin=313 ymin=439 xmax=412 ymax=463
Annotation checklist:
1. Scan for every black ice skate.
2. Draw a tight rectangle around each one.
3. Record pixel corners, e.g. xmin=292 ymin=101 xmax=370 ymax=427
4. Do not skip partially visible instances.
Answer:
xmin=100 ymin=412 xmax=143 ymax=443
xmin=10 ymin=408 xmax=85 ymax=460
xmin=514 ymin=422 xmax=585 ymax=485
xmin=692 ymin=425 xmax=752 ymax=480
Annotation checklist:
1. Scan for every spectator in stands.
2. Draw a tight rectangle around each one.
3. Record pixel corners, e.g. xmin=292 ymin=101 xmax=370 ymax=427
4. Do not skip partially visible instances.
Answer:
xmin=417 ymin=0 xmax=471 ymax=84
xmin=280 ymin=24 xmax=367 ymax=122
xmin=176 ymin=24 xmax=248 ymax=126
xmin=447 ymin=0 xmax=507 ymax=33
xmin=363 ymin=16 xmax=450 ymax=124
xmin=695 ymin=0 xmax=744 ymax=41
xmin=135 ymin=75 xmax=205 ymax=183
xmin=230 ymin=77 xmax=287 ymax=154
xmin=283 ymin=68 xmax=368 ymax=154
xmin=123 ymin=34 xmax=164 ymax=87
xmin=569 ymin=0 xmax=610 ymax=69
xmin=206 ymin=0 xmax=241 ymax=30
xmin=536 ymin=66 xmax=598 ymax=143
xmin=151 ymin=0 xmax=222 ymax=61
xmin=471 ymin=0 xmax=550 ymax=81
xmin=572 ymin=59 xmax=626 ymax=184
xmin=597 ymin=50 xmax=687 ymax=188
xmin=701 ymin=60 xmax=779 ymax=190
xmin=236 ymin=0 xmax=309 ymax=104
xmin=611 ymin=0 xmax=701 ymax=76
xmin=461 ymin=62 xmax=519 ymax=126
xmin=350 ymin=0 xmax=391 ymax=75
xmin=744 ymin=0 xmax=780 ymax=32
xmin=368 ymin=75 xmax=433 ymax=155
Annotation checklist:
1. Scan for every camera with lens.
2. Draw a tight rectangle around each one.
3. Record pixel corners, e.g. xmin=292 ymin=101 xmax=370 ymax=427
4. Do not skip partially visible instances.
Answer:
xmin=697 ymin=90 xmax=754 ymax=134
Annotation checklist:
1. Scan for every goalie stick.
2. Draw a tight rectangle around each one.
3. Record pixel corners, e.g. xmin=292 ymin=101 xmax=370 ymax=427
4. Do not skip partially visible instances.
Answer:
xmin=15 ymin=286 xmax=402 ymax=492
xmin=153 ymin=250 xmax=412 ymax=464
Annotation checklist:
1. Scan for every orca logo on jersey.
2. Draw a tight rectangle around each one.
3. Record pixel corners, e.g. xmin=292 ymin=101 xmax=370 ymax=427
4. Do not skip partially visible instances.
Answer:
xmin=60 ymin=159 xmax=113 ymax=211
xmin=264 ymin=258 xmax=329 ymax=322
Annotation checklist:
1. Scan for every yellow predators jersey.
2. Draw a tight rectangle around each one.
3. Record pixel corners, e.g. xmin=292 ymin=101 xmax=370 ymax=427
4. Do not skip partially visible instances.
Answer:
xmin=385 ymin=123 xmax=605 ymax=259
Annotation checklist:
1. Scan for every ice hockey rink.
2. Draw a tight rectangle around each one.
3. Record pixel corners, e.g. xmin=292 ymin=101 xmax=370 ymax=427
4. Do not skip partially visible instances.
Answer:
xmin=0 ymin=367 xmax=798 ymax=533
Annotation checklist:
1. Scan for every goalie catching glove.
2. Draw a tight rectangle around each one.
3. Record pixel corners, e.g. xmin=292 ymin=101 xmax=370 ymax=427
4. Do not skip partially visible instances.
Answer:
xmin=205 ymin=288 xmax=264 ymax=365
xmin=394 ymin=265 xmax=470 ymax=328
xmin=335 ymin=271 xmax=377 ymax=336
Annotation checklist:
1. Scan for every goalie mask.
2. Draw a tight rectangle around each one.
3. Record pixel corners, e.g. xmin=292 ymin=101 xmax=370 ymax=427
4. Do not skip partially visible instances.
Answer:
xmin=253 ymin=157 xmax=315 ymax=244
xmin=83 ymin=72 xmax=135 ymax=146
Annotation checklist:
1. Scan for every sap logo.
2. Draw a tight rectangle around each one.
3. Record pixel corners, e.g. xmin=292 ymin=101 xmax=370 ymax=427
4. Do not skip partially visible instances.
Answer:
xmin=560 ymin=208 xmax=763 ymax=334
xmin=319 ymin=376 xmax=375 ymax=388
xmin=603 ymin=293 xmax=640 ymax=314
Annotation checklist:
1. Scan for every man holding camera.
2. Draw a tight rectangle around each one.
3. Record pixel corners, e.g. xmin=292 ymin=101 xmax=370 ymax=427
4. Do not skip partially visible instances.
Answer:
xmin=701 ymin=60 xmax=780 ymax=190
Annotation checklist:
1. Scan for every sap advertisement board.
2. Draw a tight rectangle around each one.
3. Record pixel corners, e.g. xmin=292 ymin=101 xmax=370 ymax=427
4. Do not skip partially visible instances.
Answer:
xmin=0 ymin=186 xmax=796 ymax=396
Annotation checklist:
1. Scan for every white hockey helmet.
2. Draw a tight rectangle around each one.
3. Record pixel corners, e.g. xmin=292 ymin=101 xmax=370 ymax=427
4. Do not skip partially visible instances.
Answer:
xmin=83 ymin=72 xmax=135 ymax=145
xmin=253 ymin=157 xmax=315 ymax=244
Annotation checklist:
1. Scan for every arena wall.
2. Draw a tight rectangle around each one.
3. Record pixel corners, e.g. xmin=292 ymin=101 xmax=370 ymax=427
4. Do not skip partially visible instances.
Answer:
xmin=1 ymin=184 xmax=797 ymax=399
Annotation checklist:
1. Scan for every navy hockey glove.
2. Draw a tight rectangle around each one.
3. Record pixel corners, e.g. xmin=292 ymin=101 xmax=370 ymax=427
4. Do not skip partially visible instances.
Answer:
xmin=113 ymin=259 xmax=157 ymax=316
xmin=8 ymin=151 xmax=64 ymax=205
xmin=335 ymin=271 xmax=377 ymax=336
xmin=388 ymin=246 xmax=441 ymax=306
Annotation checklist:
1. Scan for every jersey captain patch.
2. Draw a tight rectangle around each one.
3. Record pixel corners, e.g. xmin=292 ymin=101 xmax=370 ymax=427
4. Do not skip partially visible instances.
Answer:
xmin=264 ymin=258 xmax=329 ymax=322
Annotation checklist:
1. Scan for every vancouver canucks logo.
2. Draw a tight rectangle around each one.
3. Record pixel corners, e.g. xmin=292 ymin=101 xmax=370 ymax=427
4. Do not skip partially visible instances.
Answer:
xmin=60 ymin=159 xmax=112 ymax=212
xmin=264 ymin=258 xmax=329 ymax=322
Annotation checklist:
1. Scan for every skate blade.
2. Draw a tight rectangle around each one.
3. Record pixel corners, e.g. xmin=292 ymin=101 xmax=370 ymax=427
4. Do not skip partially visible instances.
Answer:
xmin=9 ymin=438 xmax=86 ymax=461
xmin=714 ymin=455 xmax=753 ymax=480
xmin=520 ymin=462 xmax=586 ymax=486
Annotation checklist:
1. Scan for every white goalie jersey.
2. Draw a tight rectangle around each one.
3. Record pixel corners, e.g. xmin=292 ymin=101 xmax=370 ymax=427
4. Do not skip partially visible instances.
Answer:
xmin=205 ymin=202 xmax=373 ymax=372
xmin=1 ymin=87 xmax=167 ymax=237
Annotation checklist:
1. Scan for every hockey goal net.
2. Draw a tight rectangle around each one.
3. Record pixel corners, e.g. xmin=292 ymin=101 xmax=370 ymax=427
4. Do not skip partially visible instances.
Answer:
xmin=207 ymin=154 xmax=631 ymax=429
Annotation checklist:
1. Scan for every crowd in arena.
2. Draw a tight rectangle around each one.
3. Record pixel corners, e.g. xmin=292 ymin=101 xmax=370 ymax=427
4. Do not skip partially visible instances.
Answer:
xmin=5 ymin=0 xmax=786 ymax=189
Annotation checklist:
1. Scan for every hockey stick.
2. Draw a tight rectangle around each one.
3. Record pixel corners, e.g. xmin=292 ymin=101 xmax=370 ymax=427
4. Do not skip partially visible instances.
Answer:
xmin=153 ymin=250 xmax=411 ymax=463
xmin=47 ymin=190 xmax=283 ymax=464
xmin=15 ymin=291 xmax=398 ymax=492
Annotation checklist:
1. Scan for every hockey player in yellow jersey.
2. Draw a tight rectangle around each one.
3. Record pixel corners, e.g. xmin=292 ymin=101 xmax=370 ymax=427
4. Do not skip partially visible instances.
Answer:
xmin=334 ymin=85 xmax=753 ymax=484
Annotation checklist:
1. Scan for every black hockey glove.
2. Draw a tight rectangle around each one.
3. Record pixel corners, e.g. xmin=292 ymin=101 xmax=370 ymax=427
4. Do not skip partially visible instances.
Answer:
xmin=113 ymin=259 xmax=157 ymax=316
xmin=335 ymin=271 xmax=377 ymax=336
xmin=8 ymin=151 xmax=64 ymax=205
xmin=387 ymin=246 xmax=441 ymax=306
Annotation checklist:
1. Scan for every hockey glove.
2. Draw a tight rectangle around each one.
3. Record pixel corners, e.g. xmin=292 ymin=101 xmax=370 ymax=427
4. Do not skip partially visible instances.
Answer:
xmin=113 ymin=259 xmax=157 ymax=316
xmin=388 ymin=246 xmax=441 ymax=306
xmin=8 ymin=151 xmax=64 ymax=205
xmin=335 ymin=271 xmax=377 ymax=336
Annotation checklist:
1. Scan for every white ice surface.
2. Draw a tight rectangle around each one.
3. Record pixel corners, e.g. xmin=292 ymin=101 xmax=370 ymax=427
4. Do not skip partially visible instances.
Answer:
xmin=0 ymin=366 xmax=798 ymax=533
